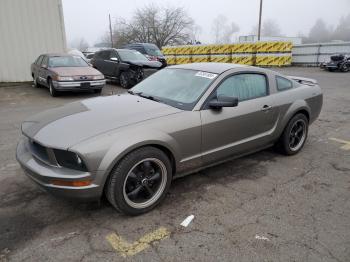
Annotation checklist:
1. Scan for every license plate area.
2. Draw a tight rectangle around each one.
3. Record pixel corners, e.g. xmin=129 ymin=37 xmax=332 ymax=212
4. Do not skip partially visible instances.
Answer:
xmin=80 ymin=82 xmax=90 ymax=88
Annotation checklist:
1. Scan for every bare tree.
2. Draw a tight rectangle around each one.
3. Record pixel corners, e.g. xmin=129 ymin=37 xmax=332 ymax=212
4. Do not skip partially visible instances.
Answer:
xmin=78 ymin=38 xmax=89 ymax=51
xmin=332 ymin=14 xmax=350 ymax=41
xmin=306 ymin=19 xmax=331 ymax=43
xmin=104 ymin=5 xmax=194 ymax=48
xmin=251 ymin=19 xmax=282 ymax=37
xmin=211 ymin=15 xmax=239 ymax=44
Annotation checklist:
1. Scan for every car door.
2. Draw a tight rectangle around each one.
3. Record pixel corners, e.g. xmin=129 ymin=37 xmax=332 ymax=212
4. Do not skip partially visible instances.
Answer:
xmin=200 ymin=72 xmax=279 ymax=165
xmin=93 ymin=51 xmax=110 ymax=75
xmin=105 ymin=50 xmax=121 ymax=77
xmin=37 ymin=55 xmax=49 ymax=86
xmin=32 ymin=55 xmax=43 ymax=80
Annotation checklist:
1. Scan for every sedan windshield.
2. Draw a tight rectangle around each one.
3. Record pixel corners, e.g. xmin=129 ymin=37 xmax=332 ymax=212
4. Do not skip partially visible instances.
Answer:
xmin=131 ymin=69 xmax=218 ymax=110
xmin=49 ymin=56 xmax=88 ymax=67
xmin=118 ymin=50 xmax=148 ymax=62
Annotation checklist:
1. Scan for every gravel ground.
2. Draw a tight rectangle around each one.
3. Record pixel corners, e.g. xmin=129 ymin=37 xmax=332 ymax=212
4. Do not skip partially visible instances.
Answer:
xmin=0 ymin=67 xmax=349 ymax=262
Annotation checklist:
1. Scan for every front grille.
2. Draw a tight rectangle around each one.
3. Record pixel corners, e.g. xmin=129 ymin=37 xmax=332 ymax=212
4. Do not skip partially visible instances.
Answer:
xmin=28 ymin=140 xmax=55 ymax=166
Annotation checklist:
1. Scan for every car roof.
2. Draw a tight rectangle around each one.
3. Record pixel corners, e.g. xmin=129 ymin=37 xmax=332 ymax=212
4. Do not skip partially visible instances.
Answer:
xmin=43 ymin=53 xmax=75 ymax=57
xmin=168 ymin=63 xmax=249 ymax=74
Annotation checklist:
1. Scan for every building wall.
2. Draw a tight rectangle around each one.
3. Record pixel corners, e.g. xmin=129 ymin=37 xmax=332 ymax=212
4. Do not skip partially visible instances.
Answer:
xmin=292 ymin=42 xmax=350 ymax=66
xmin=0 ymin=0 xmax=66 ymax=82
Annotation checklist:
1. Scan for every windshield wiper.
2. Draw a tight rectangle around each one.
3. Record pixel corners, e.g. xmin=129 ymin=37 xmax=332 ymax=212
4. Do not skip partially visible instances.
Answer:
xmin=129 ymin=91 xmax=160 ymax=102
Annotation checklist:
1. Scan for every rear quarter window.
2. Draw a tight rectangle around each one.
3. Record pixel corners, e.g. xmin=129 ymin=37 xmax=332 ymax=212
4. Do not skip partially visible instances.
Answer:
xmin=276 ymin=76 xmax=293 ymax=91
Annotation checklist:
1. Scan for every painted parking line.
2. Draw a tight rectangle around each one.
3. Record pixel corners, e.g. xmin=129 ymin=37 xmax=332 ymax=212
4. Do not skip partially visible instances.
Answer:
xmin=329 ymin=137 xmax=350 ymax=150
xmin=106 ymin=227 xmax=170 ymax=257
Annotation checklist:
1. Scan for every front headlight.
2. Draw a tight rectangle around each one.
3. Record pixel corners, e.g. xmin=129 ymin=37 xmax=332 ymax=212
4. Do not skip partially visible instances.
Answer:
xmin=92 ymin=75 xmax=104 ymax=80
xmin=53 ymin=149 xmax=87 ymax=171
xmin=57 ymin=76 xmax=74 ymax=81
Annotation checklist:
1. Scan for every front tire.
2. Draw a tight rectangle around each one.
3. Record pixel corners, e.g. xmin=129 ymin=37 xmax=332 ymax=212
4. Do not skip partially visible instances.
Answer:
xmin=120 ymin=71 xmax=131 ymax=89
xmin=106 ymin=147 xmax=172 ymax=215
xmin=341 ymin=63 xmax=349 ymax=72
xmin=278 ymin=113 xmax=309 ymax=155
xmin=48 ymin=79 xmax=59 ymax=97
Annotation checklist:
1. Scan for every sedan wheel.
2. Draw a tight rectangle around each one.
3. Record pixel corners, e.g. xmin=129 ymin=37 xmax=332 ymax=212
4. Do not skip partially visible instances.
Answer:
xmin=48 ymin=79 xmax=58 ymax=97
xmin=278 ymin=113 xmax=308 ymax=155
xmin=106 ymin=147 xmax=172 ymax=215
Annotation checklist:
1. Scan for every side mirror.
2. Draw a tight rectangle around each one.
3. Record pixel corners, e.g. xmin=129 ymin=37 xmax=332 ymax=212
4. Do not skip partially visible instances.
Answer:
xmin=110 ymin=57 xmax=119 ymax=62
xmin=41 ymin=64 xmax=48 ymax=69
xmin=209 ymin=95 xmax=238 ymax=109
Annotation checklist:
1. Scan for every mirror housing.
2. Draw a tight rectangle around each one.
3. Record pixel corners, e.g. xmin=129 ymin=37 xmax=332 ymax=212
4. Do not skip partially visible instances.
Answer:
xmin=209 ymin=95 xmax=238 ymax=109
xmin=41 ymin=64 xmax=48 ymax=69
xmin=110 ymin=57 xmax=119 ymax=62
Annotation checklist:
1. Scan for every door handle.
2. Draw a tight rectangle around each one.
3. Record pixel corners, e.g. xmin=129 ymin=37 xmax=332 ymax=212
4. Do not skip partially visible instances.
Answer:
xmin=261 ymin=105 xmax=272 ymax=111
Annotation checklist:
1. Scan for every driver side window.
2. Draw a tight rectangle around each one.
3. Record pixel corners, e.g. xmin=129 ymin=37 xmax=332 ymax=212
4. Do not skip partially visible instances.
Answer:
xmin=216 ymin=73 xmax=268 ymax=101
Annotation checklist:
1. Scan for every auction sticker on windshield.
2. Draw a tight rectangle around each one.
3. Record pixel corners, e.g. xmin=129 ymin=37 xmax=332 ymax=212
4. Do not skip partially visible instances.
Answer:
xmin=195 ymin=71 xmax=218 ymax=79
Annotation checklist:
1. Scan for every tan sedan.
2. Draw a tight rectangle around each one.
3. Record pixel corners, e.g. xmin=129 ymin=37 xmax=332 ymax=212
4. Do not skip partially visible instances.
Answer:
xmin=31 ymin=53 xmax=105 ymax=96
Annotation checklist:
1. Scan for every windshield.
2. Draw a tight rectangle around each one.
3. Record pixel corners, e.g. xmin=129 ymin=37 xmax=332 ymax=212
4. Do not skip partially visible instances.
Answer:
xmin=131 ymin=69 xmax=218 ymax=110
xmin=145 ymin=46 xmax=162 ymax=56
xmin=49 ymin=56 xmax=88 ymax=67
xmin=118 ymin=50 xmax=148 ymax=62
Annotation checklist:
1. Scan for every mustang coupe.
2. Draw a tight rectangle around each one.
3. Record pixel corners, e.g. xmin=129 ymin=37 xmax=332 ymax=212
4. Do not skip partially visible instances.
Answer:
xmin=17 ymin=63 xmax=323 ymax=215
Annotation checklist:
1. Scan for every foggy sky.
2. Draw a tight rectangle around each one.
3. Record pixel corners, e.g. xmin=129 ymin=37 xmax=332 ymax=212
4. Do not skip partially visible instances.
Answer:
xmin=62 ymin=0 xmax=350 ymax=46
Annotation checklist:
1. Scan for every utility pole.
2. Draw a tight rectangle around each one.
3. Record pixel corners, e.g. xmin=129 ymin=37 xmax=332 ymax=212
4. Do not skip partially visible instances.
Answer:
xmin=257 ymin=0 xmax=263 ymax=41
xmin=109 ymin=14 xmax=113 ymax=48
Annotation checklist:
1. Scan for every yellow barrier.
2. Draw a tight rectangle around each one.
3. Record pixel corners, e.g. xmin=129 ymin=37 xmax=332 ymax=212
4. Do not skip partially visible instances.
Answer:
xmin=162 ymin=41 xmax=292 ymax=66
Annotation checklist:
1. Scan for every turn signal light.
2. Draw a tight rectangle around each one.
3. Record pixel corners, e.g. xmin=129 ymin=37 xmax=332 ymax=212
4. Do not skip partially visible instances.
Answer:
xmin=52 ymin=180 xmax=92 ymax=187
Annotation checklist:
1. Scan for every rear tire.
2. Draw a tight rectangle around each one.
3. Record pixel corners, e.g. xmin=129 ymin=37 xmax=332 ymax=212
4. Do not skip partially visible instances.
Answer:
xmin=106 ymin=147 xmax=172 ymax=215
xmin=278 ymin=113 xmax=309 ymax=155
xmin=33 ymin=76 xmax=40 ymax=88
xmin=48 ymin=79 xmax=59 ymax=97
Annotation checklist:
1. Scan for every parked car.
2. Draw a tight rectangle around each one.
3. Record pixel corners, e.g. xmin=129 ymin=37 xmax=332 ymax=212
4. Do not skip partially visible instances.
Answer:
xmin=123 ymin=43 xmax=167 ymax=67
xmin=31 ymin=54 xmax=105 ymax=97
xmin=84 ymin=53 xmax=95 ymax=63
xmin=320 ymin=54 xmax=350 ymax=72
xmin=91 ymin=48 xmax=162 ymax=88
xmin=17 ymin=63 xmax=323 ymax=215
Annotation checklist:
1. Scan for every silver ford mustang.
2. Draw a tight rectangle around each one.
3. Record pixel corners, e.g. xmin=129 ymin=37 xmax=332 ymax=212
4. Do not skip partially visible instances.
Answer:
xmin=16 ymin=63 xmax=323 ymax=215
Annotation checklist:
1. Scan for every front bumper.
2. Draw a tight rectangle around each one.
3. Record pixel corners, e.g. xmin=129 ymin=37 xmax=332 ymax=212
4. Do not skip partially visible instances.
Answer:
xmin=16 ymin=137 xmax=104 ymax=201
xmin=53 ymin=79 xmax=106 ymax=91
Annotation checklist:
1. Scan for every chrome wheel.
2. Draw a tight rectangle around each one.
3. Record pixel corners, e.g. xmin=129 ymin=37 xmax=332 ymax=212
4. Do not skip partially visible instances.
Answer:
xmin=289 ymin=119 xmax=306 ymax=151
xmin=123 ymin=158 xmax=167 ymax=209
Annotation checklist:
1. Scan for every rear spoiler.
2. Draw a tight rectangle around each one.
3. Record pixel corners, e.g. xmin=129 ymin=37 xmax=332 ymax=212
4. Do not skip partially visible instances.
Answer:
xmin=287 ymin=76 xmax=318 ymax=86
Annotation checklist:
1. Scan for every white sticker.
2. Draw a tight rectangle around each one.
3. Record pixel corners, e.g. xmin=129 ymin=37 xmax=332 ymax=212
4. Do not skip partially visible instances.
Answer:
xmin=195 ymin=71 xmax=217 ymax=79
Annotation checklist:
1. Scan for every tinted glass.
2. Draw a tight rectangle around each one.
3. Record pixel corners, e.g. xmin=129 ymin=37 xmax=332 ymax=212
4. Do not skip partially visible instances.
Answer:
xmin=118 ymin=50 xmax=148 ymax=61
xmin=144 ymin=46 xmax=162 ymax=56
xmin=276 ymin=76 xmax=293 ymax=91
xmin=216 ymin=74 xmax=267 ymax=101
xmin=42 ymin=56 xmax=48 ymax=67
xmin=48 ymin=56 xmax=89 ymax=67
xmin=36 ymin=55 xmax=44 ymax=65
xmin=131 ymin=69 xmax=218 ymax=110
xmin=100 ymin=51 xmax=110 ymax=60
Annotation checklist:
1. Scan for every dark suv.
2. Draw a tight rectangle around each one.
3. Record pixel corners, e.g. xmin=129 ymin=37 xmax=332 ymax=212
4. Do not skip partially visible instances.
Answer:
xmin=123 ymin=43 xmax=167 ymax=67
xmin=91 ymin=49 xmax=162 ymax=88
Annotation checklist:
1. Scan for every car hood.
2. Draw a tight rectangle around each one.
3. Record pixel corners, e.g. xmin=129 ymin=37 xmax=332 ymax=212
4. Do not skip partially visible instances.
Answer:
xmin=21 ymin=94 xmax=182 ymax=149
xmin=50 ymin=66 xmax=102 ymax=76
xmin=123 ymin=60 xmax=162 ymax=68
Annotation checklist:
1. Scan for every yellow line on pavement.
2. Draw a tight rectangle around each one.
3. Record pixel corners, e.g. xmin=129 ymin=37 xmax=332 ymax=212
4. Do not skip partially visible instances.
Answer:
xmin=329 ymin=137 xmax=350 ymax=150
xmin=106 ymin=227 xmax=170 ymax=257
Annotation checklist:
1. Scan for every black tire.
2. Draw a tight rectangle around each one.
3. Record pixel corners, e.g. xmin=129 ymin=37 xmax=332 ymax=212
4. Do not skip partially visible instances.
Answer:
xmin=93 ymin=89 xmax=102 ymax=94
xmin=119 ymin=71 xmax=131 ymax=89
xmin=278 ymin=113 xmax=309 ymax=155
xmin=341 ymin=63 xmax=349 ymax=72
xmin=33 ymin=76 xmax=40 ymax=88
xmin=48 ymin=79 xmax=59 ymax=97
xmin=106 ymin=147 xmax=172 ymax=215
